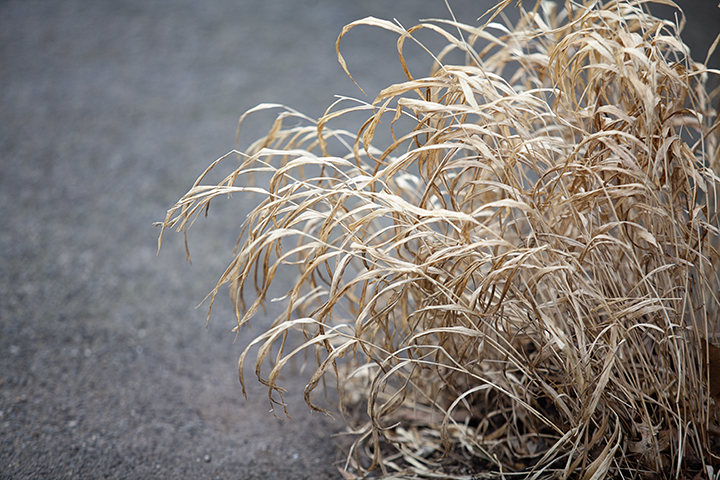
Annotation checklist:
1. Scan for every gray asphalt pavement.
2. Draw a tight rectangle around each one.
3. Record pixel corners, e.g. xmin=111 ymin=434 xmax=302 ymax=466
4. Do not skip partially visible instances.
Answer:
xmin=1 ymin=1 xmax=718 ymax=479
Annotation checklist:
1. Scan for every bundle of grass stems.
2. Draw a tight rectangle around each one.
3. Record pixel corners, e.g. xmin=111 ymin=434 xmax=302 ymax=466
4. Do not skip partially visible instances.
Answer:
xmin=159 ymin=0 xmax=720 ymax=478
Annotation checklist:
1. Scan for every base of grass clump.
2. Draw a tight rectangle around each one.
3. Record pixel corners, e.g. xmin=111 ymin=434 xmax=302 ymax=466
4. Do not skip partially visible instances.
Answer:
xmin=159 ymin=1 xmax=720 ymax=478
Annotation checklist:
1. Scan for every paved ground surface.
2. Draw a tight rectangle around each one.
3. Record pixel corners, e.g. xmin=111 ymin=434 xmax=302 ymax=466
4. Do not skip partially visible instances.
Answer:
xmin=1 ymin=1 xmax=718 ymax=479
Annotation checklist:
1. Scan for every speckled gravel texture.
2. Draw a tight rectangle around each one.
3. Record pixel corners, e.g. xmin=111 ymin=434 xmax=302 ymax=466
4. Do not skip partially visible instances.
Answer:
xmin=1 ymin=1 xmax=717 ymax=479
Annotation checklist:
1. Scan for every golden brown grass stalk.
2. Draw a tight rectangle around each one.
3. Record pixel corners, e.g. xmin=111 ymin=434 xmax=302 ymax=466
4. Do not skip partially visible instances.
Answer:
xmin=158 ymin=1 xmax=720 ymax=478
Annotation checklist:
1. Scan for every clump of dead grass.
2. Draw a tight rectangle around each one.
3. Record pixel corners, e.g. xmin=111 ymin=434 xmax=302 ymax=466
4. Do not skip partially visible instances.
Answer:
xmin=158 ymin=1 xmax=720 ymax=478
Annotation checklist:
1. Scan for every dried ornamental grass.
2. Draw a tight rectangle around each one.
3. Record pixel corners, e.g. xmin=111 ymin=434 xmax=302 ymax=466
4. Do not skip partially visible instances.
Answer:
xmin=158 ymin=1 xmax=720 ymax=478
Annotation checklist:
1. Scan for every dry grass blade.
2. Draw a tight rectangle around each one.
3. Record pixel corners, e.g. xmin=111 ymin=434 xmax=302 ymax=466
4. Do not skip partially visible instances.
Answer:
xmin=158 ymin=1 xmax=720 ymax=478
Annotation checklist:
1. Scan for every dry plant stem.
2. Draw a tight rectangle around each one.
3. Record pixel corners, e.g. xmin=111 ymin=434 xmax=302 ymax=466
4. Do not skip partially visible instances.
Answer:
xmin=158 ymin=1 xmax=720 ymax=478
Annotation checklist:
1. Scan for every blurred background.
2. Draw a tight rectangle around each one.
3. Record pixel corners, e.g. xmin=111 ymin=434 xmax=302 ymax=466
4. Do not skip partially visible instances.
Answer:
xmin=1 ymin=1 xmax=718 ymax=478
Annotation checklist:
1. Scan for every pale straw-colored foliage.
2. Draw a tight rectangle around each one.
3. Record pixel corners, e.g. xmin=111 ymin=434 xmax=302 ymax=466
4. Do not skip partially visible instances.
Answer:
xmin=159 ymin=1 xmax=720 ymax=478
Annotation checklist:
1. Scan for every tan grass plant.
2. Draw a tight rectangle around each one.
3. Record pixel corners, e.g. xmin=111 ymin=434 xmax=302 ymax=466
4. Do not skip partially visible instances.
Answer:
xmin=159 ymin=1 xmax=720 ymax=478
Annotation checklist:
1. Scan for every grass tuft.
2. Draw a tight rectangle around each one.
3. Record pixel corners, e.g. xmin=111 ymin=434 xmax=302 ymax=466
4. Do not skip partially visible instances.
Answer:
xmin=159 ymin=1 xmax=720 ymax=477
